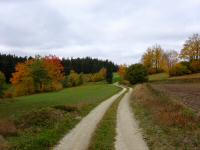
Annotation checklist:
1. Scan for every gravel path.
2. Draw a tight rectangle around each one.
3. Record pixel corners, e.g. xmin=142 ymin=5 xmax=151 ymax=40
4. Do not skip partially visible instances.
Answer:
xmin=54 ymin=86 xmax=126 ymax=150
xmin=115 ymin=88 xmax=149 ymax=150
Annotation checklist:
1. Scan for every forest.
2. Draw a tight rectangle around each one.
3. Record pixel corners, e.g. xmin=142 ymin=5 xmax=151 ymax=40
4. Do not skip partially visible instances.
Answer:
xmin=0 ymin=55 xmax=118 ymax=83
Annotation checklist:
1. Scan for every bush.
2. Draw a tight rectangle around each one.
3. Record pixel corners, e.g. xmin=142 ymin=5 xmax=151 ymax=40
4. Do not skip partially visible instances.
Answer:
xmin=3 ymin=90 xmax=13 ymax=98
xmin=126 ymin=64 xmax=148 ymax=84
xmin=91 ymin=73 xmax=103 ymax=82
xmin=169 ymin=63 xmax=191 ymax=76
xmin=19 ymin=108 xmax=64 ymax=128
xmin=83 ymin=68 xmax=106 ymax=82
xmin=51 ymin=81 xmax=63 ymax=91
xmin=53 ymin=105 xmax=79 ymax=112
xmin=190 ymin=60 xmax=200 ymax=73
xmin=64 ymin=70 xmax=80 ymax=87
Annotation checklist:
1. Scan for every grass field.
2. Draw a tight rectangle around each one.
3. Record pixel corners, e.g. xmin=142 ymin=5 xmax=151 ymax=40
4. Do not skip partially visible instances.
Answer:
xmin=170 ymin=73 xmax=200 ymax=80
xmin=0 ymin=83 xmax=121 ymax=150
xmin=0 ymin=83 xmax=120 ymax=119
xmin=149 ymin=72 xmax=200 ymax=82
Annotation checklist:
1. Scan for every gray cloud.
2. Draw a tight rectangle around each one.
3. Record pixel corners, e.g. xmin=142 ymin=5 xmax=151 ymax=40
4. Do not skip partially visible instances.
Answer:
xmin=0 ymin=0 xmax=200 ymax=64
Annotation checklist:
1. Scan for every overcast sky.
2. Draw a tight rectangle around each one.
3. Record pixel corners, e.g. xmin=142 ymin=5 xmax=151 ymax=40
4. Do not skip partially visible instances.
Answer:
xmin=0 ymin=0 xmax=200 ymax=64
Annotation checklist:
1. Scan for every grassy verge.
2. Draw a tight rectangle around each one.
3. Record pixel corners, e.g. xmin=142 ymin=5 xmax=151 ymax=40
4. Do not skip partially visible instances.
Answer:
xmin=130 ymin=84 xmax=200 ymax=150
xmin=149 ymin=73 xmax=200 ymax=83
xmin=88 ymin=91 xmax=126 ymax=150
xmin=0 ymin=83 xmax=121 ymax=150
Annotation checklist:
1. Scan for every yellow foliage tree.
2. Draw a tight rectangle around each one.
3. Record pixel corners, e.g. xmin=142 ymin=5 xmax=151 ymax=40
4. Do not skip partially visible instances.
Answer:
xmin=118 ymin=64 xmax=127 ymax=79
xmin=181 ymin=33 xmax=200 ymax=61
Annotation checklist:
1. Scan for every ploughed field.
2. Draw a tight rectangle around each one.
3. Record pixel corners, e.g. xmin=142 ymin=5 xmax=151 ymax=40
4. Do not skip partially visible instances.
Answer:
xmin=151 ymin=83 xmax=200 ymax=111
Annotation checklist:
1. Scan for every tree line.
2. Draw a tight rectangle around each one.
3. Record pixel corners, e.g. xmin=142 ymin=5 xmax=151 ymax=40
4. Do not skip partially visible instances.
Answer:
xmin=61 ymin=57 xmax=118 ymax=75
xmin=141 ymin=33 xmax=200 ymax=76
xmin=0 ymin=54 xmax=118 ymax=83
xmin=0 ymin=55 xmax=114 ymax=97
xmin=117 ymin=33 xmax=200 ymax=86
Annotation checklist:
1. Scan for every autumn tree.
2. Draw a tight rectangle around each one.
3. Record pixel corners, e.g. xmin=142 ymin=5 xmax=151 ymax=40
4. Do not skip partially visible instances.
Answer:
xmin=164 ymin=50 xmax=178 ymax=70
xmin=30 ymin=58 xmax=50 ymax=92
xmin=141 ymin=48 xmax=154 ymax=70
xmin=142 ymin=45 xmax=164 ymax=74
xmin=43 ymin=56 xmax=64 ymax=82
xmin=65 ymin=70 xmax=80 ymax=87
xmin=181 ymin=33 xmax=200 ymax=61
xmin=154 ymin=45 xmax=164 ymax=72
xmin=118 ymin=64 xmax=127 ymax=79
xmin=126 ymin=64 xmax=148 ymax=84
xmin=99 ymin=68 xmax=107 ymax=79
xmin=43 ymin=56 xmax=64 ymax=91
xmin=11 ymin=56 xmax=64 ymax=96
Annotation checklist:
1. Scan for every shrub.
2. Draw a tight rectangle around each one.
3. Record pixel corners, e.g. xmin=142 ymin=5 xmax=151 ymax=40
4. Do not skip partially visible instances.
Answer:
xmin=19 ymin=108 xmax=64 ymax=128
xmin=83 ymin=68 xmax=106 ymax=83
xmin=91 ymin=73 xmax=104 ymax=82
xmin=64 ymin=70 xmax=80 ymax=87
xmin=3 ymin=90 xmax=13 ymax=98
xmin=83 ymin=74 xmax=92 ymax=82
xmin=51 ymin=81 xmax=63 ymax=91
xmin=53 ymin=105 xmax=79 ymax=112
xmin=126 ymin=64 xmax=148 ymax=84
xmin=180 ymin=61 xmax=190 ymax=68
xmin=189 ymin=60 xmax=200 ymax=73
xmin=169 ymin=63 xmax=191 ymax=76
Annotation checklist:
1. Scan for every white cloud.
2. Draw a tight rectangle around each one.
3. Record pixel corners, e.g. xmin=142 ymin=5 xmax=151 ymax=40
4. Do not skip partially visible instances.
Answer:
xmin=0 ymin=0 xmax=200 ymax=64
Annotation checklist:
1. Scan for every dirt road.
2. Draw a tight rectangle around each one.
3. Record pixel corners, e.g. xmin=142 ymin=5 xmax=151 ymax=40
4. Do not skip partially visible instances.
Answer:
xmin=54 ymin=86 xmax=126 ymax=150
xmin=115 ymin=88 xmax=149 ymax=150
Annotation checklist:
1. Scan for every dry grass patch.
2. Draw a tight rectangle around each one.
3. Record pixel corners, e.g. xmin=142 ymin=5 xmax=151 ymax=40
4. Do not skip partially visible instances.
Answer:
xmin=131 ymin=84 xmax=200 ymax=150
xmin=0 ymin=135 xmax=9 ymax=150
xmin=0 ymin=120 xmax=17 ymax=137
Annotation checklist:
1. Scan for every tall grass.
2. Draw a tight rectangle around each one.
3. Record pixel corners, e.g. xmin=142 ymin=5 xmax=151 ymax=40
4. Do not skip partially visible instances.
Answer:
xmin=130 ymin=84 xmax=200 ymax=150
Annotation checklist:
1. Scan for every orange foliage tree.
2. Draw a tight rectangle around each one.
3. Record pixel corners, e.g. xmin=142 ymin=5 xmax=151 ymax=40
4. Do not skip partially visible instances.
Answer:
xmin=11 ymin=56 xmax=64 ymax=96
xmin=43 ymin=56 xmax=64 ymax=91
xmin=11 ymin=60 xmax=35 ymax=95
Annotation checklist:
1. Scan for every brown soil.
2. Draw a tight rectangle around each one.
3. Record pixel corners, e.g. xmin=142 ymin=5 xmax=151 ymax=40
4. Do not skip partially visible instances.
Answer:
xmin=150 ymin=83 xmax=200 ymax=111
